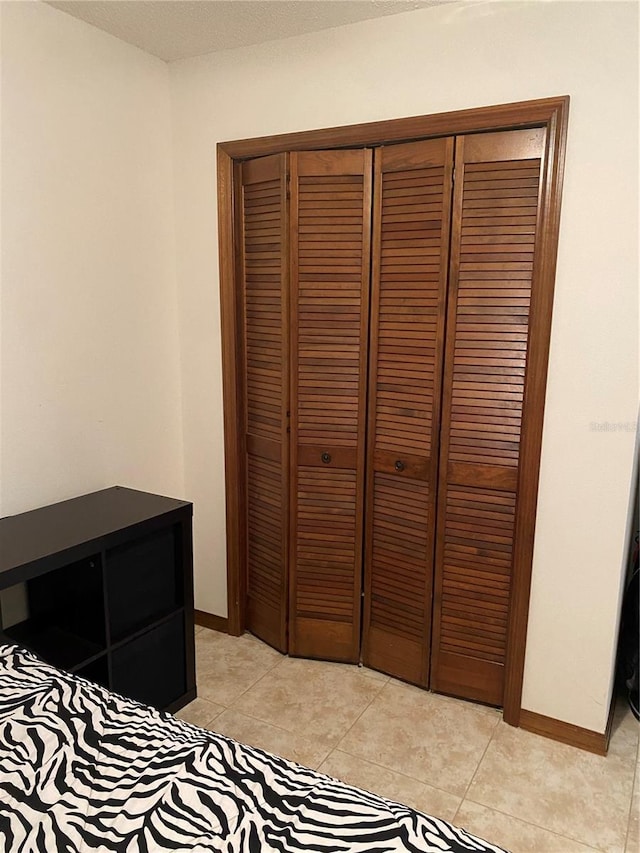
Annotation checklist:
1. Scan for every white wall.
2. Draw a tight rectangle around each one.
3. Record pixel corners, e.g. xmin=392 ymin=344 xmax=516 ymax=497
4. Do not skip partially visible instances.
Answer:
xmin=169 ymin=0 xmax=638 ymax=733
xmin=0 ymin=2 xmax=185 ymax=520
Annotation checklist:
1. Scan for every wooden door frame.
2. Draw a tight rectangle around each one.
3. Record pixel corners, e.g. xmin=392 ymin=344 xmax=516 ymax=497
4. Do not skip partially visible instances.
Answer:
xmin=217 ymin=95 xmax=569 ymax=727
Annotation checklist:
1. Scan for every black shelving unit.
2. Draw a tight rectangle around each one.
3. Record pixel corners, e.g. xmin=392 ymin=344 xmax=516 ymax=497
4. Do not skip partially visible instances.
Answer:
xmin=0 ymin=486 xmax=195 ymax=713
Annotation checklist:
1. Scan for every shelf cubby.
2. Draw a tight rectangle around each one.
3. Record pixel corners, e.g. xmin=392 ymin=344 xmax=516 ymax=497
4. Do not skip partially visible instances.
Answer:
xmin=0 ymin=487 xmax=195 ymax=712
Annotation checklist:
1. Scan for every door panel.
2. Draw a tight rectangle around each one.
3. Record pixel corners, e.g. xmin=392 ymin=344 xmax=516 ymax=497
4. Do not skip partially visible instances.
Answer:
xmin=431 ymin=128 xmax=546 ymax=705
xmin=362 ymin=138 xmax=454 ymax=685
xmin=240 ymin=154 xmax=289 ymax=653
xmin=289 ymin=149 xmax=372 ymax=662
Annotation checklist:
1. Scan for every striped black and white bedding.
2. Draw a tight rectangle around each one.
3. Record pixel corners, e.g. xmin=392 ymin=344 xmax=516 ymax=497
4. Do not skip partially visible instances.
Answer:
xmin=0 ymin=644 xmax=506 ymax=852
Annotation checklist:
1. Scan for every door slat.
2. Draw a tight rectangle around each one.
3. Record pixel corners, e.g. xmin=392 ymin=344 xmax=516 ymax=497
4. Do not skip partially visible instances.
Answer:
xmin=362 ymin=138 xmax=454 ymax=685
xmin=431 ymin=129 xmax=545 ymax=705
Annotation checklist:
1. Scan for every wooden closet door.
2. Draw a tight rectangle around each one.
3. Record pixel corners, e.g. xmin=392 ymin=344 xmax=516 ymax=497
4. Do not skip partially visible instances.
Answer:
xmin=430 ymin=128 xmax=546 ymax=705
xmin=240 ymin=154 xmax=289 ymax=653
xmin=362 ymin=139 xmax=453 ymax=685
xmin=289 ymin=149 xmax=372 ymax=662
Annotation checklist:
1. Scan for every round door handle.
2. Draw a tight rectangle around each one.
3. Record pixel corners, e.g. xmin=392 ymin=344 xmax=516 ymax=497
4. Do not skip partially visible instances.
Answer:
xmin=321 ymin=452 xmax=331 ymax=464
xmin=394 ymin=460 xmax=405 ymax=472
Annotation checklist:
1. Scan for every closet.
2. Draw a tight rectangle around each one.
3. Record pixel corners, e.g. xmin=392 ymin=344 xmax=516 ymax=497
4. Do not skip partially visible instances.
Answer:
xmin=223 ymin=99 xmax=568 ymax=715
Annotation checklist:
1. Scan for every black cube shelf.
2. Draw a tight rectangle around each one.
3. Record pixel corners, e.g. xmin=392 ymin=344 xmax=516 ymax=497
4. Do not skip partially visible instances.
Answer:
xmin=0 ymin=486 xmax=195 ymax=713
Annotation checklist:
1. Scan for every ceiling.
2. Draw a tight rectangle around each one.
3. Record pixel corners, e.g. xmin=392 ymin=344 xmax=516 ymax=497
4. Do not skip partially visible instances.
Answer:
xmin=45 ymin=0 xmax=446 ymax=63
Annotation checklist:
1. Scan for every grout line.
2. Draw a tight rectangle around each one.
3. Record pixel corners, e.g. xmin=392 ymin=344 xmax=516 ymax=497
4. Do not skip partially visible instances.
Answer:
xmin=330 ymin=683 xmax=463 ymax=794
xmin=326 ymin=742 xmax=462 ymax=803
xmin=332 ymin=682 xmax=500 ymax=806
xmin=317 ymin=746 xmax=337 ymax=774
xmin=217 ymin=702 xmax=309 ymax=738
xmin=174 ymin=699 xmax=224 ymax=732
xmin=452 ymin=713 xmax=501 ymax=825
xmin=223 ymin=652 xmax=286 ymax=707
xmin=332 ymin=674 xmax=388 ymax=753
xmin=195 ymin=633 xmax=287 ymax=709
xmin=314 ymin=687 xmax=390 ymax=782
xmin=197 ymin=636 xmax=392 ymax=771
xmin=456 ymin=698 xmax=637 ymax=851
xmin=200 ymin=634 xmax=625 ymax=849
xmin=459 ymin=799 xmax=603 ymax=852
xmin=330 ymin=683 xmax=469 ymax=805
xmin=198 ymin=710 xmax=224 ymax=731
xmin=211 ymin=701 xmax=335 ymax=770
xmin=197 ymin=634 xmax=385 ymax=734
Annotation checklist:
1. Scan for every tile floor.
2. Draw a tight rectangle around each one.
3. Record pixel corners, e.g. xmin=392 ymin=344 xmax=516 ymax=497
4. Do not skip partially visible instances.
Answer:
xmin=176 ymin=627 xmax=639 ymax=853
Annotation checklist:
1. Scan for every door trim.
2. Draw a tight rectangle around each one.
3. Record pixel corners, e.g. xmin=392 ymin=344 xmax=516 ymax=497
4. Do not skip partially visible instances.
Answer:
xmin=217 ymin=96 xmax=569 ymax=725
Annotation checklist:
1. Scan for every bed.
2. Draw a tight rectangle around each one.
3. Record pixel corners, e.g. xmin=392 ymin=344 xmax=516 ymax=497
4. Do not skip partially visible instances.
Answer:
xmin=0 ymin=643 xmax=507 ymax=852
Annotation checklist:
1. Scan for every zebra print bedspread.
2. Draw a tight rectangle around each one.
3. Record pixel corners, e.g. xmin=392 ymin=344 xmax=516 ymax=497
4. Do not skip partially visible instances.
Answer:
xmin=0 ymin=644 xmax=507 ymax=852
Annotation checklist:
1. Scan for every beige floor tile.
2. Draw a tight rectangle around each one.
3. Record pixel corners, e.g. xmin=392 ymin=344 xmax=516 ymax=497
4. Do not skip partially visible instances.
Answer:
xmin=195 ymin=625 xmax=204 ymax=635
xmin=209 ymin=708 xmax=331 ymax=769
xmin=232 ymin=655 xmax=384 ymax=748
xmin=338 ymin=679 xmax=500 ymax=797
xmin=318 ymin=749 xmax=461 ymax=822
xmin=174 ymin=697 xmax=224 ymax=729
xmin=609 ymin=700 xmax=640 ymax=760
xmin=196 ymin=628 xmax=283 ymax=706
xmin=626 ymin=758 xmax=639 ymax=853
xmin=189 ymin=631 xmax=638 ymax=852
xmin=467 ymin=720 xmax=636 ymax=853
xmin=356 ymin=665 xmax=390 ymax=684
xmin=297 ymin=655 xmax=390 ymax=685
xmin=456 ymin=801 xmax=601 ymax=852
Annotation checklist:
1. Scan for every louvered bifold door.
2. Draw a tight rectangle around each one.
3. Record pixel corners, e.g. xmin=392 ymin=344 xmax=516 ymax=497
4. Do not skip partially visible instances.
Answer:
xmin=362 ymin=139 xmax=454 ymax=686
xmin=240 ymin=154 xmax=289 ymax=653
xmin=289 ymin=149 xmax=372 ymax=662
xmin=430 ymin=128 xmax=546 ymax=705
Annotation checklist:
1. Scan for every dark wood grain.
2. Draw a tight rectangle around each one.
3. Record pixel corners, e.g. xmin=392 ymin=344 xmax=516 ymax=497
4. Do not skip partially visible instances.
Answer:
xmin=218 ymin=147 xmax=244 ymax=637
xmin=362 ymin=138 xmax=453 ymax=687
xmin=194 ymin=610 xmax=229 ymax=634
xmin=519 ymin=708 xmax=610 ymax=756
xmin=288 ymin=149 xmax=371 ymax=663
xmin=219 ymin=97 xmax=569 ymax=160
xmin=240 ymin=154 xmax=289 ymax=653
xmin=430 ymin=128 xmax=549 ymax=707
xmin=218 ymin=96 xmax=569 ymax=725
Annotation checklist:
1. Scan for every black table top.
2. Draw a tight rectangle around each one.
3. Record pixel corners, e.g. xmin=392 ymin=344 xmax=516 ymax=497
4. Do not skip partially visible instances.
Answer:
xmin=0 ymin=487 xmax=192 ymax=582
